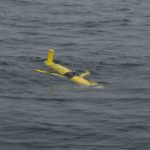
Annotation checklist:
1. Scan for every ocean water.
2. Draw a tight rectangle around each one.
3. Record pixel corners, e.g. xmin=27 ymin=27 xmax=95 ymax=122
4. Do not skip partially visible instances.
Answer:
xmin=0 ymin=0 xmax=150 ymax=149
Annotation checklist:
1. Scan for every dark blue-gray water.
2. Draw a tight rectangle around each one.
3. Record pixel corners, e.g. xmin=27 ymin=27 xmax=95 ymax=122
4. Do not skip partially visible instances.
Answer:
xmin=0 ymin=0 xmax=150 ymax=149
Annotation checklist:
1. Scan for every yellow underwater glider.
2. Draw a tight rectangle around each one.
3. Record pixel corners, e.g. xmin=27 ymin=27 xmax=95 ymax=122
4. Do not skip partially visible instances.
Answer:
xmin=35 ymin=49 xmax=100 ymax=87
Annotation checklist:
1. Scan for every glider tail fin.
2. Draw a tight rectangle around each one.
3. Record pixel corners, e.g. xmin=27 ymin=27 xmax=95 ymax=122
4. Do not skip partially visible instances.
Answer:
xmin=44 ymin=49 xmax=54 ymax=66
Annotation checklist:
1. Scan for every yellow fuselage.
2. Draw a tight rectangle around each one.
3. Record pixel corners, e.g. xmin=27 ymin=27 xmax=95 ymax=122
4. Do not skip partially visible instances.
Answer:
xmin=45 ymin=61 xmax=97 ymax=86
